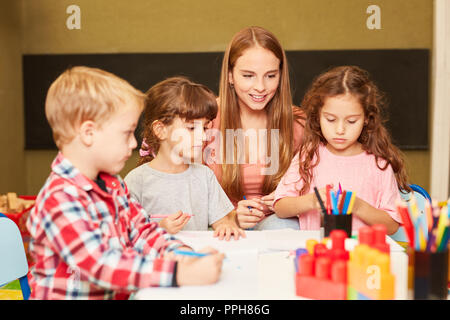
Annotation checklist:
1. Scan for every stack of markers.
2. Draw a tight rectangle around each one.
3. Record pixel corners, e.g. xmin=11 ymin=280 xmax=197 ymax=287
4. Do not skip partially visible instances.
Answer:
xmin=396 ymin=197 xmax=449 ymax=252
xmin=315 ymin=184 xmax=356 ymax=215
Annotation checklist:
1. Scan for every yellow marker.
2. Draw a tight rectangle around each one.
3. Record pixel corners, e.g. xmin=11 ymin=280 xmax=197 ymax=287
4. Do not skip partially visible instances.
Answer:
xmin=347 ymin=193 xmax=356 ymax=214
xmin=418 ymin=224 xmax=427 ymax=251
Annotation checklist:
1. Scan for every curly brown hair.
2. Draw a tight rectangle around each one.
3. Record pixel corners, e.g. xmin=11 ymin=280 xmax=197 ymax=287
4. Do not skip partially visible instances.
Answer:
xmin=298 ymin=66 xmax=411 ymax=195
xmin=138 ymin=76 xmax=218 ymax=166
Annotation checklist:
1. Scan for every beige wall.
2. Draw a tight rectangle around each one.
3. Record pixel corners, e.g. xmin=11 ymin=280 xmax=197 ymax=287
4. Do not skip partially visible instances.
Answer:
xmin=2 ymin=0 xmax=433 ymax=194
xmin=0 ymin=1 xmax=26 ymax=194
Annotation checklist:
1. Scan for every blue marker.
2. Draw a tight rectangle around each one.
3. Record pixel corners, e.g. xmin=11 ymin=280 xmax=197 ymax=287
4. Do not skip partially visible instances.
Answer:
xmin=342 ymin=191 xmax=352 ymax=214
xmin=243 ymin=195 xmax=254 ymax=230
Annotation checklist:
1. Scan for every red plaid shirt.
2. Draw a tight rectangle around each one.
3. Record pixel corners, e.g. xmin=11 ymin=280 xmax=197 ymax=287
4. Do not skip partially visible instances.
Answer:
xmin=26 ymin=152 xmax=186 ymax=300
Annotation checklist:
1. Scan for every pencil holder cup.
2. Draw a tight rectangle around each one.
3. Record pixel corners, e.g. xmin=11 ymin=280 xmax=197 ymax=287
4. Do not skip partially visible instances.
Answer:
xmin=323 ymin=213 xmax=352 ymax=238
xmin=413 ymin=249 xmax=449 ymax=300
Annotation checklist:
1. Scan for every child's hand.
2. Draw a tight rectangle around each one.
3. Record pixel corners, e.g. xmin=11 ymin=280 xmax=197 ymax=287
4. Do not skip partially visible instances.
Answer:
xmin=311 ymin=184 xmax=334 ymax=212
xmin=159 ymin=211 xmax=191 ymax=234
xmin=213 ymin=222 xmax=246 ymax=241
xmin=236 ymin=199 xmax=265 ymax=229
xmin=260 ymin=191 xmax=275 ymax=213
xmin=176 ymin=247 xmax=225 ymax=286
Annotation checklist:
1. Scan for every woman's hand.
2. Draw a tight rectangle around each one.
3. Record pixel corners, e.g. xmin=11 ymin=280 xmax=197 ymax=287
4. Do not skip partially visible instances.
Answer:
xmin=235 ymin=199 xmax=265 ymax=229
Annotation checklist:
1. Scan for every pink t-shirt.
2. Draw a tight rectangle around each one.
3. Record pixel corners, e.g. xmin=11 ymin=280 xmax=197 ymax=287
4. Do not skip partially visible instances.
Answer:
xmin=205 ymin=106 xmax=304 ymax=207
xmin=273 ymin=144 xmax=402 ymax=231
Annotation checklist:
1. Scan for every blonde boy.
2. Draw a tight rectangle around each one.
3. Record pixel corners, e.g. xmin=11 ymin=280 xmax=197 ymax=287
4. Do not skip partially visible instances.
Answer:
xmin=26 ymin=66 xmax=224 ymax=300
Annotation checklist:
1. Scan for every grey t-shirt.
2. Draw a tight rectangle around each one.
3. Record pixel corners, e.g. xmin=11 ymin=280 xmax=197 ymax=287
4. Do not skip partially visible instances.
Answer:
xmin=124 ymin=163 xmax=234 ymax=230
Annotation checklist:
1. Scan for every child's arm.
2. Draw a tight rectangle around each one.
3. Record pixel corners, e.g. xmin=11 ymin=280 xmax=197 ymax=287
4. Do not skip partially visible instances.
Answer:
xmin=351 ymin=197 xmax=400 ymax=235
xmin=40 ymin=191 xmax=183 ymax=291
xmin=351 ymin=165 xmax=401 ymax=235
xmin=211 ymin=211 xmax=246 ymax=241
xmin=273 ymin=187 xmax=328 ymax=218
xmin=158 ymin=211 xmax=191 ymax=234
xmin=206 ymin=167 xmax=245 ymax=240
xmin=127 ymin=196 xmax=189 ymax=254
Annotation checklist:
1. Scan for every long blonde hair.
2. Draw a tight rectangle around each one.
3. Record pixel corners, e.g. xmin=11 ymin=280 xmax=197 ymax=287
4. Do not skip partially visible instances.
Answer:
xmin=218 ymin=26 xmax=300 ymax=201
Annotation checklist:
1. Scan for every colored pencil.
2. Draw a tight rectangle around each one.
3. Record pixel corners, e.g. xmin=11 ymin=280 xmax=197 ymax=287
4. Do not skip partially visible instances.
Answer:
xmin=243 ymin=195 xmax=255 ymax=230
xmin=342 ymin=191 xmax=352 ymax=214
xmin=425 ymin=200 xmax=433 ymax=232
xmin=337 ymin=183 xmax=342 ymax=200
xmin=173 ymin=250 xmax=209 ymax=257
xmin=314 ymin=187 xmax=326 ymax=214
xmin=330 ymin=191 xmax=339 ymax=215
xmin=325 ymin=184 xmax=332 ymax=215
xmin=396 ymin=200 xmax=415 ymax=248
xmin=150 ymin=214 xmax=195 ymax=219
xmin=338 ymin=190 xmax=347 ymax=214
xmin=435 ymin=205 xmax=448 ymax=249
xmin=437 ymin=226 xmax=449 ymax=252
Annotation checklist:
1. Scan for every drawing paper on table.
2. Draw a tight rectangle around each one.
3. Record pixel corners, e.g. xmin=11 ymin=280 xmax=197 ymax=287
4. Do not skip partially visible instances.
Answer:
xmin=134 ymin=249 xmax=259 ymax=300
xmin=173 ymin=229 xmax=323 ymax=253
xmin=263 ymin=229 xmax=322 ymax=252
xmin=174 ymin=231 xmax=267 ymax=253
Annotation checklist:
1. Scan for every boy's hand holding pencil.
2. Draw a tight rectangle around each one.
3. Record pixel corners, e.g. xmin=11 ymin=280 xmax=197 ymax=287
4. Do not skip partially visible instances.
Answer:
xmin=175 ymin=247 xmax=225 ymax=286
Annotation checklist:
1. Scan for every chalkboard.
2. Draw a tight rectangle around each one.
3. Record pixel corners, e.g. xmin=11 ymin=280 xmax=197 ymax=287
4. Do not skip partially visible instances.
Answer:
xmin=22 ymin=49 xmax=429 ymax=150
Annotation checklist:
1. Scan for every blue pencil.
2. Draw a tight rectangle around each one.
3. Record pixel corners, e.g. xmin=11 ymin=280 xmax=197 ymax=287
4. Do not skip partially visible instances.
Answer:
xmin=330 ymin=191 xmax=339 ymax=215
xmin=173 ymin=250 xmax=209 ymax=257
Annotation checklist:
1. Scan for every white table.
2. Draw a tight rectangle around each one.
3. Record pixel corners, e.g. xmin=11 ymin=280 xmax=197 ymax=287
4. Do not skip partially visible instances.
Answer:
xmin=134 ymin=229 xmax=408 ymax=300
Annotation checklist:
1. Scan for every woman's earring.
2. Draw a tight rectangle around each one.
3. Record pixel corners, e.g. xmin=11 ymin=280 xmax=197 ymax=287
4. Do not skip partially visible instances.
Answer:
xmin=230 ymin=82 xmax=234 ymax=89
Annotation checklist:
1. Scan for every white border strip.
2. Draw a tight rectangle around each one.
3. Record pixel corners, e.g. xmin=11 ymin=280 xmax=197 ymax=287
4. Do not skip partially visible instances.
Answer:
xmin=430 ymin=0 xmax=450 ymax=199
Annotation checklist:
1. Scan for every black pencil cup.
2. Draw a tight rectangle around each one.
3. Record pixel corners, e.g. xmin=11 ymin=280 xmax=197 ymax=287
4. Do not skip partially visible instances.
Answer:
xmin=323 ymin=213 xmax=352 ymax=237
xmin=413 ymin=249 xmax=449 ymax=300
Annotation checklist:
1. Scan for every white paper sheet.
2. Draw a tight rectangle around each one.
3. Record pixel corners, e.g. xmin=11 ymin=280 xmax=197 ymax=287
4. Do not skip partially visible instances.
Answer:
xmin=173 ymin=229 xmax=323 ymax=254
xmin=134 ymin=249 xmax=258 ymax=300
